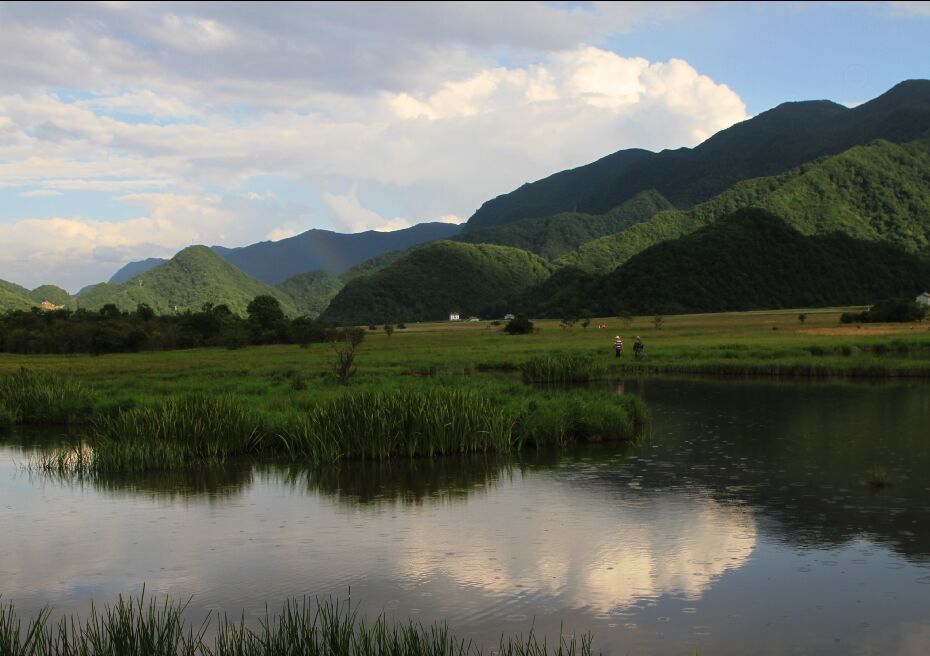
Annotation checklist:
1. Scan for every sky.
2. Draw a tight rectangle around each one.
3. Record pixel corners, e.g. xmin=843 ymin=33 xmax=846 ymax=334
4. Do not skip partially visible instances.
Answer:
xmin=1 ymin=1 xmax=928 ymax=292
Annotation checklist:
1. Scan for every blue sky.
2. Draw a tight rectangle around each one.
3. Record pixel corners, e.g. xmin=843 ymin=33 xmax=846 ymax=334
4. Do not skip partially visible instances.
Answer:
xmin=0 ymin=1 xmax=927 ymax=291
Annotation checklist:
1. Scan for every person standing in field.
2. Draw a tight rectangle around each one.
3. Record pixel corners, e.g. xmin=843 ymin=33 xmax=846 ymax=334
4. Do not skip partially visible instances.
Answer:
xmin=614 ymin=335 xmax=623 ymax=358
xmin=634 ymin=336 xmax=645 ymax=360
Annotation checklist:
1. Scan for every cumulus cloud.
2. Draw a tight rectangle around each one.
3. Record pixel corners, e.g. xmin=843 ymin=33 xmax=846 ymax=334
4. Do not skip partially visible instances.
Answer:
xmin=0 ymin=2 xmax=747 ymax=289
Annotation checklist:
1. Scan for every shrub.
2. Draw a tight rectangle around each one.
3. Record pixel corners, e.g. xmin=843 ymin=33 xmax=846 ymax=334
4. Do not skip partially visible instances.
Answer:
xmin=503 ymin=314 xmax=534 ymax=335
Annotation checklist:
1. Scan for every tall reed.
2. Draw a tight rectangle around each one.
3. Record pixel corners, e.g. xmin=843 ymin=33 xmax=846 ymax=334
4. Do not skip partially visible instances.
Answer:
xmin=0 ymin=367 xmax=94 ymax=424
xmin=277 ymin=389 xmax=516 ymax=462
xmin=0 ymin=594 xmax=597 ymax=656
xmin=90 ymin=396 xmax=265 ymax=471
xmin=520 ymin=356 xmax=607 ymax=385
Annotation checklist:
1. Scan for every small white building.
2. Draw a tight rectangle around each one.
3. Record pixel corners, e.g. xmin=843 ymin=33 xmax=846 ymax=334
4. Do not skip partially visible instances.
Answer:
xmin=467 ymin=316 xmax=480 ymax=322
xmin=503 ymin=313 xmax=515 ymax=320
xmin=449 ymin=312 xmax=460 ymax=321
xmin=916 ymin=292 xmax=930 ymax=307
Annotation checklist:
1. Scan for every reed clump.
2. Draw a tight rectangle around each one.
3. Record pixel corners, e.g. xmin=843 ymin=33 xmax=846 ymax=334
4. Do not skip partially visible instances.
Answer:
xmin=512 ymin=390 xmax=646 ymax=447
xmin=520 ymin=355 xmax=607 ymax=384
xmin=277 ymin=389 xmax=516 ymax=462
xmin=90 ymin=396 xmax=265 ymax=472
xmin=0 ymin=594 xmax=597 ymax=656
xmin=0 ymin=367 xmax=94 ymax=424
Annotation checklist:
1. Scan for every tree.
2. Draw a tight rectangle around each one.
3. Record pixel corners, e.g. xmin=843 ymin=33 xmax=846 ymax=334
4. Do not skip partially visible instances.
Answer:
xmin=653 ymin=315 xmax=664 ymax=330
xmin=247 ymin=295 xmax=284 ymax=329
xmin=798 ymin=313 xmax=807 ymax=323
xmin=384 ymin=324 xmax=395 ymax=337
xmin=581 ymin=318 xmax=591 ymax=331
xmin=560 ymin=317 xmax=577 ymax=330
xmin=327 ymin=327 xmax=365 ymax=383
xmin=504 ymin=314 xmax=535 ymax=335
xmin=135 ymin=303 xmax=155 ymax=322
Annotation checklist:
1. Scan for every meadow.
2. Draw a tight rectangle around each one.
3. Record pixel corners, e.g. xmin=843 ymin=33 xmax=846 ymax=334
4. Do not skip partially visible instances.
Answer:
xmin=3 ymin=306 xmax=929 ymax=472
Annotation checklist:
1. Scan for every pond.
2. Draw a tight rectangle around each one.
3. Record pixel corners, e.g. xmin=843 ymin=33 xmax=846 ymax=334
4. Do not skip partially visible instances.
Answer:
xmin=2 ymin=377 xmax=930 ymax=655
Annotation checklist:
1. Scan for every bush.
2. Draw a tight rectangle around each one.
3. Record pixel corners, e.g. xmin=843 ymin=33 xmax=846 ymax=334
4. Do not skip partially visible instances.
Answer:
xmin=503 ymin=314 xmax=534 ymax=335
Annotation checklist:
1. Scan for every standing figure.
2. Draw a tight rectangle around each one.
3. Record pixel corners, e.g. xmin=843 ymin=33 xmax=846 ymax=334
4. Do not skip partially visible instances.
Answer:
xmin=614 ymin=335 xmax=623 ymax=358
xmin=634 ymin=336 xmax=645 ymax=360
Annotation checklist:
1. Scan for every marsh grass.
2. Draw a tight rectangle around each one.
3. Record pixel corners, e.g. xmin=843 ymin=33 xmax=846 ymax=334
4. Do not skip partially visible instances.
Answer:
xmin=0 ymin=594 xmax=596 ymax=656
xmin=0 ymin=403 xmax=13 ymax=429
xmin=276 ymin=389 xmax=516 ymax=462
xmin=0 ymin=368 xmax=94 ymax=424
xmin=90 ymin=396 xmax=265 ymax=472
xmin=520 ymin=355 xmax=607 ymax=384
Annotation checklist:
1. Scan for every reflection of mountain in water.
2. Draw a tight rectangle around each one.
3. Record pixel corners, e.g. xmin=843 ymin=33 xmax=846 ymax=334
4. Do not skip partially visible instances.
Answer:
xmin=615 ymin=377 xmax=930 ymax=563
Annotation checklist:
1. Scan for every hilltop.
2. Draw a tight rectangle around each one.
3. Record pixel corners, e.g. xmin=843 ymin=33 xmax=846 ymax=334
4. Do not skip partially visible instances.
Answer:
xmin=78 ymin=246 xmax=299 ymax=316
xmin=320 ymin=241 xmax=552 ymax=324
xmin=464 ymin=80 xmax=930 ymax=231
xmin=557 ymin=137 xmax=930 ymax=273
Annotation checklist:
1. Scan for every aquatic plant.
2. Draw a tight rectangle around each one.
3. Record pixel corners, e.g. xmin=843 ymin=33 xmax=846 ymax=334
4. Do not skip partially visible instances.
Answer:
xmin=0 ymin=593 xmax=597 ymax=656
xmin=277 ymin=389 xmax=516 ymax=462
xmin=0 ymin=403 xmax=13 ymax=430
xmin=0 ymin=367 xmax=94 ymax=424
xmin=519 ymin=355 xmax=607 ymax=384
xmin=90 ymin=396 xmax=265 ymax=471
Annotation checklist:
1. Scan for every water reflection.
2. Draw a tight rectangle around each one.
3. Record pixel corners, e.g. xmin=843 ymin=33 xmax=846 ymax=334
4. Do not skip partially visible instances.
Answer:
xmin=3 ymin=377 xmax=930 ymax=655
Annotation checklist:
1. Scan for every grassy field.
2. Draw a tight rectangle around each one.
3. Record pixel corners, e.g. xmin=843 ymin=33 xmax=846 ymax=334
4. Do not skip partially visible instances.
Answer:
xmin=1 ymin=307 xmax=929 ymax=406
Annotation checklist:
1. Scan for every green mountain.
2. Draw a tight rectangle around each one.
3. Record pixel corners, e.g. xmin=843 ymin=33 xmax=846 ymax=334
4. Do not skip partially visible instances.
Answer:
xmin=77 ymin=246 xmax=299 ymax=316
xmin=320 ymin=241 xmax=552 ymax=324
xmin=454 ymin=190 xmax=673 ymax=259
xmin=599 ymin=209 xmax=930 ymax=315
xmin=0 ymin=279 xmax=35 ymax=312
xmin=464 ymin=80 xmax=930 ymax=231
xmin=274 ymin=271 xmax=344 ymax=318
xmin=558 ymin=138 xmax=930 ymax=273
xmin=338 ymin=249 xmax=411 ymax=283
xmin=28 ymin=285 xmax=75 ymax=310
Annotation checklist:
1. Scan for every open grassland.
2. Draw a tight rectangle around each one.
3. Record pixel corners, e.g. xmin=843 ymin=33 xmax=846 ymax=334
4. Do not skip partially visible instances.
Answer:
xmin=2 ymin=307 xmax=929 ymax=405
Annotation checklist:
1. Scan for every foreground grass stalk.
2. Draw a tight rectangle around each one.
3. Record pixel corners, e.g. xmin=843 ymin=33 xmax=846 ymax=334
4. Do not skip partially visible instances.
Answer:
xmin=0 ymin=594 xmax=598 ymax=656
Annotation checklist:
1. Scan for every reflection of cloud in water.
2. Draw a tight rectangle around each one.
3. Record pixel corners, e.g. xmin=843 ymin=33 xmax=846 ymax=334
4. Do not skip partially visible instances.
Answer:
xmin=398 ymin=477 xmax=756 ymax=612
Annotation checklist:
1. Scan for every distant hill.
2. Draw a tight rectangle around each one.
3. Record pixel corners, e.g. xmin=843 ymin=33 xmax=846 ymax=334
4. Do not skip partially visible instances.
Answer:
xmin=223 ymin=222 xmax=462 ymax=284
xmin=28 ymin=285 xmax=75 ymax=310
xmin=0 ymin=280 xmax=78 ymax=312
xmin=107 ymin=222 xmax=462 ymax=288
xmin=454 ymin=190 xmax=673 ymax=259
xmin=77 ymin=246 xmax=299 ymax=316
xmin=274 ymin=271 xmax=344 ymax=318
xmin=0 ymin=279 xmax=35 ymax=312
xmin=464 ymin=80 xmax=930 ymax=231
xmin=599 ymin=208 xmax=930 ymax=315
xmin=558 ymin=138 xmax=930 ymax=273
xmin=320 ymin=241 xmax=552 ymax=324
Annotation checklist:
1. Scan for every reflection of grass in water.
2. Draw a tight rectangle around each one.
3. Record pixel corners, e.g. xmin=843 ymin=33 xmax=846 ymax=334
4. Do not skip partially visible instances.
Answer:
xmin=0 ymin=592 xmax=596 ymax=656
xmin=867 ymin=465 xmax=892 ymax=489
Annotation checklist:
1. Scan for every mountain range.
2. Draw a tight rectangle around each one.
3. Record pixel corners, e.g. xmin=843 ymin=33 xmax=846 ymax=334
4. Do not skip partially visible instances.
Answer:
xmin=2 ymin=79 xmax=930 ymax=321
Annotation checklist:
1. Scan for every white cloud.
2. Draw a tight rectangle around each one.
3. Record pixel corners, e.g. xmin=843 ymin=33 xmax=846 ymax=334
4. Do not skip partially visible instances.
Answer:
xmin=887 ymin=1 xmax=930 ymax=17
xmin=0 ymin=3 xmax=748 ymax=289
xmin=18 ymin=189 xmax=61 ymax=197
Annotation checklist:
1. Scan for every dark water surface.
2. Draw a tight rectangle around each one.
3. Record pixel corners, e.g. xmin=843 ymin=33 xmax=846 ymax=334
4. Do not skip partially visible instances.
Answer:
xmin=2 ymin=378 xmax=930 ymax=655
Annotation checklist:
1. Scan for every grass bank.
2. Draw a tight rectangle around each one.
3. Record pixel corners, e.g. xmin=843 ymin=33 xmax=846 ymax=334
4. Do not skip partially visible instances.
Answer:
xmin=0 ymin=593 xmax=596 ymax=656
xmin=30 ymin=383 xmax=645 ymax=473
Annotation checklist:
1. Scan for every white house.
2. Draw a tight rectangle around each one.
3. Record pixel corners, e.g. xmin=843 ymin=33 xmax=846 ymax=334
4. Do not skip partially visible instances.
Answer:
xmin=503 ymin=313 xmax=515 ymax=320
xmin=449 ymin=312 xmax=460 ymax=321
xmin=467 ymin=316 xmax=480 ymax=322
xmin=916 ymin=292 xmax=930 ymax=307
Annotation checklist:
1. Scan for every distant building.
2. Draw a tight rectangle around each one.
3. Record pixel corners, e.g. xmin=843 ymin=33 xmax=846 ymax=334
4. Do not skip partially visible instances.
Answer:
xmin=39 ymin=300 xmax=64 ymax=311
xmin=917 ymin=292 xmax=930 ymax=307
xmin=503 ymin=313 xmax=515 ymax=320
xmin=467 ymin=316 xmax=480 ymax=322
xmin=449 ymin=312 xmax=460 ymax=321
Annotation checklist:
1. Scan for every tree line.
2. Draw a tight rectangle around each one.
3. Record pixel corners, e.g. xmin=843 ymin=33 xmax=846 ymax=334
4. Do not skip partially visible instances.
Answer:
xmin=0 ymin=295 xmax=331 ymax=355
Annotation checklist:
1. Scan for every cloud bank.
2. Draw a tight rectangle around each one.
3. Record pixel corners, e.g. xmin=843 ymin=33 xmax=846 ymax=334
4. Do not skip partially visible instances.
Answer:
xmin=0 ymin=2 xmax=747 ymax=290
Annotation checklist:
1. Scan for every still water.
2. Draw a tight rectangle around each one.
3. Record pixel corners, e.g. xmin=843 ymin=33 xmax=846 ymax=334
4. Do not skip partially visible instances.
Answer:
xmin=2 ymin=378 xmax=930 ymax=655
